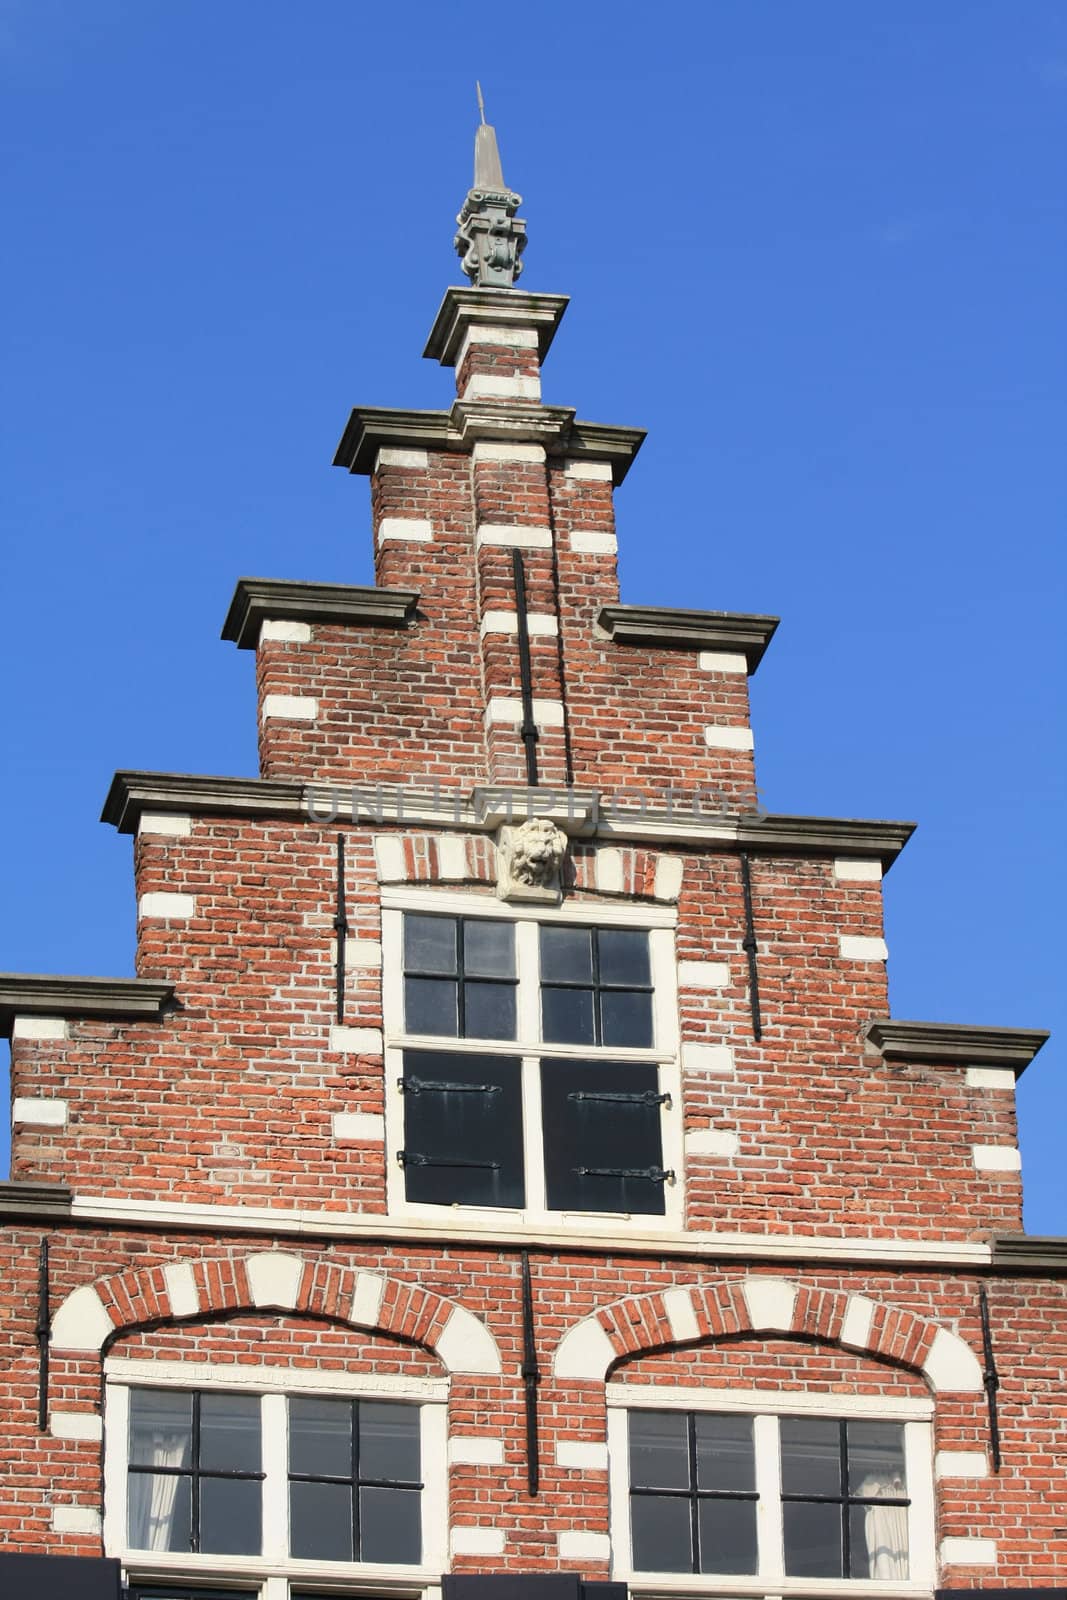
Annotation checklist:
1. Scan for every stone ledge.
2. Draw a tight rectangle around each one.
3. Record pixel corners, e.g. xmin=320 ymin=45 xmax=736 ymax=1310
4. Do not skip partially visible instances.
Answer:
xmin=0 ymin=1181 xmax=73 ymax=1217
xmin=867 ymin=1019 xmax=1049 ymax=1073
xmin=737 ymin=814 xmax=914 ymax=870
xmin=423 ymin=286 xmax=569 ymax=365
xmin=597 ymin=604 xmax=779 ymax=671
xmin=0 ymin=976 xmax=175 ymax=1037
xmin=222 ymin=578 xmax=419 ymax=650
xmin=102 ymin=771 xmax=304 ymax=834
xmin=990 ymin=1233 xmax=1067 ymax=1273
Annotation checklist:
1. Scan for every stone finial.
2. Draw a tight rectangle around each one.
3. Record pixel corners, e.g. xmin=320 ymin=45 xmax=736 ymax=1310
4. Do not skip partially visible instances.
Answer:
xmin=454 ymin=87 xmax=527 ymax=289
xmin=496 ymin=817 xmax=567 ymax=903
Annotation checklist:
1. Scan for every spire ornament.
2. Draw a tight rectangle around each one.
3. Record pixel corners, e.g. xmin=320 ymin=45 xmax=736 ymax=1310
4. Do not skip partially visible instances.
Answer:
xmin=454 ymin=85 xmax=527 ymax=289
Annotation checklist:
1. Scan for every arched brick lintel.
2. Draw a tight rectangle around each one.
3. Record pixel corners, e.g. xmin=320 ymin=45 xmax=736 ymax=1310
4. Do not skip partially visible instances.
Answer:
xmin=49 ymin=1250 xmax=502 ymax=1377
xmin=552 ymin=1275 xmax=983 ymax=1395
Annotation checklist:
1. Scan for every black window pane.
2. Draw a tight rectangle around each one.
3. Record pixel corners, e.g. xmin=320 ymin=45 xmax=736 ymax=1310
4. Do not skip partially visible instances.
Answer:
xmin=847 ymin=1421 xmax=907 ymax=1499
xmin=850 ymin=1501 xmax=909 ymax=1579
xmin=783 ymin=1500 xmax=843 ymax=1578
xmin=630 ymin=1493 xmax=692 ymax=1572
xmin=402 ymin=1050 xmax=524 ymax=1208
xmin=542 ymin=985 xmax=595 ymax=1044
xmin=463 ymin=919 xmax=515 ymax=978
xmin=628 ymin=1410 xmax=690 ymax=1489
xmin=289 ymin=1478 xmax=353 ymax=1561
xmin=128 ymin=1473 xmax=191 ymax=1552
xmin=359 ymin=1485 xmax=422 ymax=1564
xmin=600 ymin=989 xmax=654 ymax=1048
xmin=129 ymin=1389 xmax=192 ymax=1468
xmin=199 ymin=1393 xmax=261 ymax=1474
xmin=698 ymin=1497 xmax=758 ymax=1575
xmin=464 ymin=980 xmax=517 ymax=1041
xmin=404 ymin=976 xmax=458 ymax=1036
xmin=359 ymin=1402 xmax=421 ymax=1483
xmin=199 ymin=1476 xmax=261 ymax=1556
xmin=289 ymin=1395 xmax=352 ymax=1479
xmin=695 ymin=1413 xmax=755 ymax=1493
xmin=404 ymin=915 xmax=457 ymax=974
xmin=598 ymin=928 xmax=651 ymax=986
xmin=780 ymin=1416 xmax=842 ymax=1497
xmin=542 ymin=1060 xmax=666 ymax=1215
xmin=540 ymin=925 xmax=592 ymax=983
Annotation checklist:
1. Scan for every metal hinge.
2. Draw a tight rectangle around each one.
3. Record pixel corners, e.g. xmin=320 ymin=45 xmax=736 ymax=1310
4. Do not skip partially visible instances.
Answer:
xmin=568 ymin=1090 xmax=671 ymax=1108
xmin=399 ymin=1076 xmax=502 ymax=1095
xmin=575 ymin=1165 xmax=675 ymax=1183
xmin=398 ymin=1150 xmax=501 ymax=1171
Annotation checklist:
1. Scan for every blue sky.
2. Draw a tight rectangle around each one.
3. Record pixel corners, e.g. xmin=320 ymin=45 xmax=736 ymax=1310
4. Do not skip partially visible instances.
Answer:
xmin=1 ymin=2 xmax=1064 ymax=1230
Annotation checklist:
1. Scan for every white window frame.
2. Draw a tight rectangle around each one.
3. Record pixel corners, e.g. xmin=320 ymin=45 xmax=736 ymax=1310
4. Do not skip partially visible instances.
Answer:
xmin=381 ymin=887 xmax=683 ymax=1231
xmin=103 ymin=1359 xmax=449 ymax=1600
xmin=606 ymin=1385 xmax=936 ymax=1599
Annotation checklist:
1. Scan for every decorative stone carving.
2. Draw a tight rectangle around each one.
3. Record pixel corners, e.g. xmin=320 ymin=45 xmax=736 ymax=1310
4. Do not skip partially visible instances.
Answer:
xmin=496 ymin=817 xmax=568 ymax=903
xmin=454 ymin=107 xmax=527 ymax=289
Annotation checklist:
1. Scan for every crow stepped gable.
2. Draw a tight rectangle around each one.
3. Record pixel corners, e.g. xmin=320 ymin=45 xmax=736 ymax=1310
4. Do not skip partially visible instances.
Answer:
xmin=1 ymin=108 xmax=1062 ymax=1600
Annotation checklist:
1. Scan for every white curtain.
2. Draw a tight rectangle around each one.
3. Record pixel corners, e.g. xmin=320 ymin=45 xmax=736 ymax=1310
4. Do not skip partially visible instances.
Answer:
xmin=859 ymin=1474 xmax=908 ymax=1579
xmin=130 ymin=1431 xmax=188 ymax=1551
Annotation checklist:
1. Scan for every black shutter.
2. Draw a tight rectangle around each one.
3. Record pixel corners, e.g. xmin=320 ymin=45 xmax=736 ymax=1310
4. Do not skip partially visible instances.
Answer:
xmin=399 ymin=1049 xmax=524 ymax=1207
xmin=541 ymin=1060 xmax=669 ymax=1215
xmin=0 ymin=1555 xmax=122 ymax=1600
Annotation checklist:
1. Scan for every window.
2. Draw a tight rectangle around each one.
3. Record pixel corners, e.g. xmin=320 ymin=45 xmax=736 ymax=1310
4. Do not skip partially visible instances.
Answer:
xmin=127 ymin=1389 xmax=263 ymax=1556
xmin=608 ymin=1394 xmax=935 ymax=1592
xmin=288 ymin=1397 xmax=421 ymax=1564
xmin=383 ymin=895 xmax=680 ymax=1224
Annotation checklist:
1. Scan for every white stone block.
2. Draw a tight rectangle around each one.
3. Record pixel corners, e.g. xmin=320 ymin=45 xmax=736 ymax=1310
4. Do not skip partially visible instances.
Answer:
xmin=704 ymin=725 xmax=755 ymax=751
xmin=373 ymin=835 xmax=407 ymax=882
xmin=653 ymin=856 xmax=684 ymax=901
xmin=329 ymin=1025 xmax=383 ymax=1055
xmin=595 ymin=848 xmax=625 ymax=893
xmin=12 ymin=1098 xmax=68 ymax=1127
xmin=139 ymin=891 xmax=197 ymax=920
xmin=349 ymin=1271 xmax=385 ymax=1328
xmin=743 ymin=1277 xmax=797 ymax=1333
xmin=663 ymin=1287 xmax=700 ymax=1344
xmin=678 ymin=960 xmax=730 ymax=989
xmin=51 ymin=1505 xmax=101 ymax=1534
xmin=448 ymin=1435 xmax=505 ymax=1466
xmin=375 ymin=447 xmax=429 ymax=469
xmin=246 ymin=1251 xmax=304 ymax=1310
xmin=564 ymin=459 xmax=613 ymax=481
xmin=138 ymin=812 xmax=193 ymax=837
xmin=462 ymin=373 xmax=541 ymax=401
xmin=337 ymin=937 xmax=382 ymax=968
xmin=698 ymin=651 xmax=748 ymax=674
xmin=940 ymin=1536 xmax=996 ymax=1566
xmin=377 ymin=517 xmax=432 ymax=545
xmin=472 ymin=441 xmax=546 ymax=463
xmin=558 ymin=1530 xmax=611 ymax=1560
xmin=11 ymin=1015 xmax=68 ymax=1040
xmin=680 ymin=1042 xmax=735 ymax=1075
xmin=259 ymin=619 xmax=312 ymax=644
xmin=685 ymin=1129 xmax=739 ymax=1158
xmin=436 ymin=835 xmax=469 ymax=881
xmin=966 ymin=1067 xmax=1016 ymax=1091
xmin=452 ymin=1526 xmax=506 ymax=1556
xmin=839 ymin=1294 xmax=876 ymax=1351
xmin=569 ymin=530 xmax=617 ymax=554
xmin=480 ymin=610 xmax=558 ymax=636
xmin=838 ymin=934 xmax=888 ymax=961
xmin=972 ymin=1144 xmax=1022 ymax=1172
xmin=164 ymin=1262 xmax=200 ymax=1319
xmin=922 ymin=1327 xmax=984 ymax=1393
xmin=261 ymin=694 xmax=317 ymax=722
xmin=833 ymin=857 xmax=883 ymax=881
xmin=485 ymin=696 xmax=565 ymax=728
xmin=51 ymin=1286 xmax=113 ymax=1352
xmin=332 ymin=1112 xmax=385 ymax=1142
xmin=935 ymin=1450 xmax=988 ymax=1480
xmin=460 ymin=323 xmax=539 ymax=353
xmin=476 ymin=523 xmax=553 ymax=549
xmin=436 ymin=1305 xmax=502 ymax=1375
xmin=554 ymin=1316 xmax=615 ymax=1381
xmin=556 ymin=1440 xmax=609 ymax=1471
xmin=50 ymin=1412 xmax=103 ymax=1442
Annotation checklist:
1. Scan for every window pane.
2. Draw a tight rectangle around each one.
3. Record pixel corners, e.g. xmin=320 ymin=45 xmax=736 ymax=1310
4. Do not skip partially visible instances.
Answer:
xmin=600 ymin=988 xmax=654 ymax=1048
xmin=359 ymin=1402 xmax=420 ymax=1484
xmin=463 ymin=919 xmax=515 ymax=978
xmin=405 ymin=976 xmax=458 ymax=1036
xmin=199 ymin=1476 xmax=261 ymax=1556
xmin=129 ymin=1389 xmax=192 ymax=1468
xmin=542 ymin=1060 xmax=666 ymax=1216
xmin=630 ymin=1493 xmax=692 ymax=1572
xmin=289 ymin=1478 xmax=353 ymax=1561
xmin=780 ymin=1416 xmax=842 ymax=1497
xmin=847 ymin=1421 xmax=907 ymax=1499
xmin=128 ymin=1472 xmax=191 ymax=1552
xmin=629 ymin=1410 xmax=690 ymax=1489
xmin=359 ymin=1485 xmax=422 ymax=1564
xmin=199 ymin=1392 xmax=261 ymax=1474
xmin=542 ymin=985 xmax=595 ymax=1044
xmin=783 ymin=1499 xmax=843 ymax=1578
xmin=401 ymin=1050 xmax=525 ymax=1209
xmin=540 ymin=925 xmax=592 ymax=983
xmin=698 ymin=1497 xmax=758 ymax=1575
xmin=464 ymin=980 xmax=516 ymax=1040
xmin=289 ymin=1395 xmax=352 ymax=1479
xmin=695 ymin=1413 xmax=755 ymax=1492
xmin=598 ymin=928 xmax=651 ymax=986
xmin=404 ymin=914 xmax=457 ymax=974
xmin=850 ymin=1500 xmax=909 ymax=1579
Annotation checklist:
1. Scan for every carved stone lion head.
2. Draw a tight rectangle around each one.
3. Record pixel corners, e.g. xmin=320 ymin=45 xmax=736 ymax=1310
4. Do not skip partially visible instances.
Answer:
xmin=497 ymin=816 xmax=568 ymax=902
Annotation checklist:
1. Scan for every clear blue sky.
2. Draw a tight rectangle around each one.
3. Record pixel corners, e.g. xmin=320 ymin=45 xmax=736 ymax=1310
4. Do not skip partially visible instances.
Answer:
xmin=1 ymin=3 xmax=1064 ymax=1230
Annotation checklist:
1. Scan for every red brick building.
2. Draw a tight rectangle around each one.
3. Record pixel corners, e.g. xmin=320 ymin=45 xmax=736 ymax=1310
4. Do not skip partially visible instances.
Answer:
xmin=2 ymin=115 xmax=1064 ymax=1600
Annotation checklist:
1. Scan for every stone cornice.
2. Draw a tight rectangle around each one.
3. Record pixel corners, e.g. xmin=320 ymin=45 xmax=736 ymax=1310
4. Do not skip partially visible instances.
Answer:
xmin=0 ymin=976 xmax=175 ymax=1037
xmin=866 ymin=1019 xmax=1050 ymax=1073
xmin=332 ymin=405 xmax=645 ymax=485
xmin=991 ymin=1233 xmax=1067 ymax=1273
xmin=423 ymin=286 xmax=569 ymax=366
xmin=101 ymin=771 xmax=305 ymax=834
xmin=0 ymin=1181 xmax=73 ymax=1218
xmin=736 ymin=813 xmax=914 ymax=869
xmin=222 ymin=578 xmax=419 ymax=651
xmin=598 ymin=604 xmax=779 ymax=671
